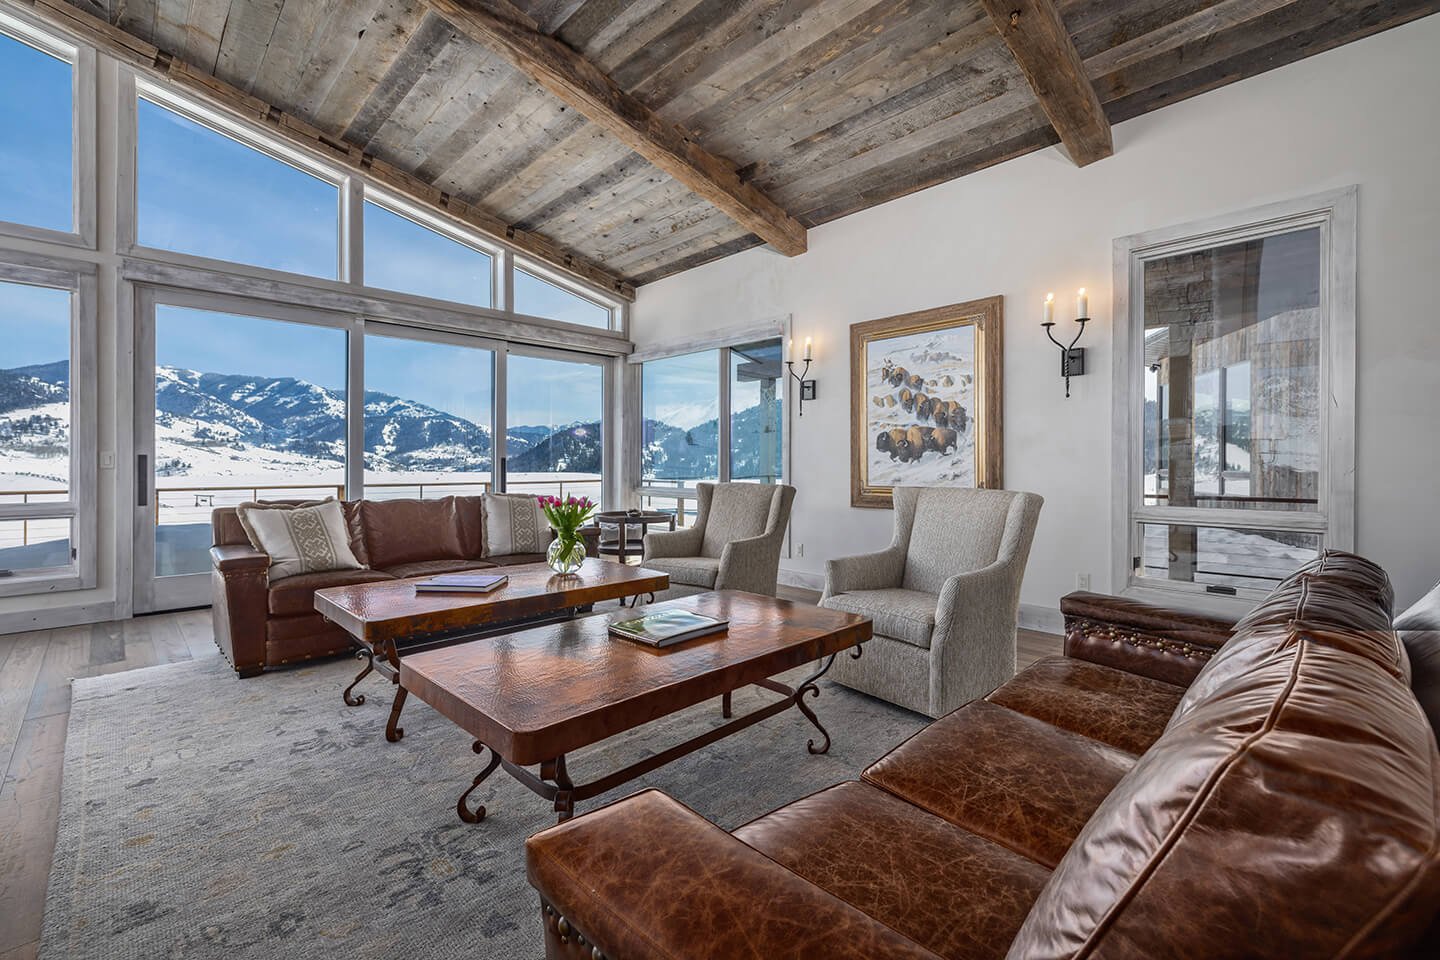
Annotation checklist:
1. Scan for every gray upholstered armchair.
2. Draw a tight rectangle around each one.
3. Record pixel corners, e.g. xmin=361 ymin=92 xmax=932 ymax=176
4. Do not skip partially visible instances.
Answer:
xmin=821 ymin=486 xmax=1043 ymax=718
xmin=642 ymin=482 xmax=796 ymax=602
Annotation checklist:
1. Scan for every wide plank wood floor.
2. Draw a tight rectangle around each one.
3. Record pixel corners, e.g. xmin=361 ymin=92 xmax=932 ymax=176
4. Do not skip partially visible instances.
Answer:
xmin=0 ymin=590 xmax=1061 ymax=958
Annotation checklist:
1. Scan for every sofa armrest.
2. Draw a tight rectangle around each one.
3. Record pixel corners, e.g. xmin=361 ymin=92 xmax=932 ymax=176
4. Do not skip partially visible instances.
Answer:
xmin=822 ymin=546 xmax=905 ymax=599
xmin=526 ymin=790 xmax=943 ymax=960
xmin=210 ymin=544 xmax=270 ymax=572
xmin=1061 ymin=591 xmax=1236 ymax=687
xmin=210 ymin=545 xmax=270 ymax=677
xmin=643 ymin=524 xmax=704 ymax=560
xmin=716 ymin=531 xmax=785 ymax=596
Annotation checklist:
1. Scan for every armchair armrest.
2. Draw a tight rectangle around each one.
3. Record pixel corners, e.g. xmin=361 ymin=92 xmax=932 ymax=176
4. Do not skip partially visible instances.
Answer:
xmin=925 ymin=558 xmax=1028 ymax=713
xmin=1060 ymin=591 xmax=1236 ymax=687
xmin=822 ymin=546 xmax=905 ymax=599
xmin=643 ymin=523 xmax=704 ymax=560
xmin=716 ymin=530 xmax=785 ymax=596
xmin=209 ymin=544 xmax=270 ymax=677
xmin=526 ymin=790 xmax=942 ymax=960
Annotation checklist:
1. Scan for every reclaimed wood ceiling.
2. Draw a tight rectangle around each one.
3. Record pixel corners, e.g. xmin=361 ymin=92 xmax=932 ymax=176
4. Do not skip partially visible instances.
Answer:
xmin=49 ymin=0 xmax=1440 ymax=292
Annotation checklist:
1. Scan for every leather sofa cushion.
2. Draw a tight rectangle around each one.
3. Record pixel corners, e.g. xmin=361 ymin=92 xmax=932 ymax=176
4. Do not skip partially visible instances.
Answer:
xmin=379 ymin=558 xmax=496 ymax=579
xmin=484 ymin=553 xmax=547 ymax=567
xmin=1175 ymin=553 xmax=1405 ymax=724
xmin=735 ymin=781 xmax=1049 ymax=960
xmin=863 ymin=701 xmax=1136 ymax=868
xmin=1010 ymin=622 xmax=1440 ymax=957
xmin=360 ymin=497 xmax=467 ymax=568
xmin=1397 ymin=578 xmax=1440 ymax=736
xmin=824 ymin=588 xmax=936 ymax=648
xmin=527 ymin=789 xmax=945 ymax=960
xmin=643 ymin=556 xmax=720 ymax=588
xmin=986 ymin=656 xmax=1184 ymax=755
xmin=268 ymin=569 xmax=394 ymax=617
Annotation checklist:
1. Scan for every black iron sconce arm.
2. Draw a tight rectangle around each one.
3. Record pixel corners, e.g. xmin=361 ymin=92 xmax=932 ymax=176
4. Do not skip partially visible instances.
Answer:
xmin=785 ymin=358 xmax=817 ymax=416
xmin=1042 ymin=317 xmax=1088 ymax=398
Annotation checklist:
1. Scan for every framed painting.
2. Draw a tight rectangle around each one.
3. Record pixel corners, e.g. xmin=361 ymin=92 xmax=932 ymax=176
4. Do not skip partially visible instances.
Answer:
xmin=850 ymin=296 xmax=1003 ymax=508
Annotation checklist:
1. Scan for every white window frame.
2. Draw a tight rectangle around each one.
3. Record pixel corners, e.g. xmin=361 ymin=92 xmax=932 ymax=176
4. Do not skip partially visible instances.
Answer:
xmin=360 ymin=188 xmax=504 ymax=309
xmin=512 ymin=255 xmax=620 ymax=332
xmin=0 ymin=254 xmax=98 ymax=597
xmin=125 ymin=77 xmax=348 ymax=279
xmin=0 ymin=7 xmax=96 ymax=249
xmin=1111 ymin=187 xmax=1357 ymax=612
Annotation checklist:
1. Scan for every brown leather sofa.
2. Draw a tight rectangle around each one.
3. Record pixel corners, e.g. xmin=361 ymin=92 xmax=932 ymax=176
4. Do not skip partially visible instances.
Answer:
xmin=210 ymin=496 xmax=596 ymax=677
xmin=524 ymin=551 xmax=1440 ymax=959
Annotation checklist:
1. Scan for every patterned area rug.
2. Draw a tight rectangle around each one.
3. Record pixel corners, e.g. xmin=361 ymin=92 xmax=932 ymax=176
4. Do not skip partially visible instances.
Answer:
xmin=41 ymin=654 xmax=925 ymax=959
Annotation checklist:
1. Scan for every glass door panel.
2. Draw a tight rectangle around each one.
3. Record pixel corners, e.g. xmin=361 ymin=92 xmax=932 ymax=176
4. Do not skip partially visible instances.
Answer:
xmin=729 ymin=338 xmax=783 ymax=484
xmin=135 ymin=295 xmax=348 ymax=612
xmin=504 ymin=352 xmax=604 ymax=504
xmin=363 ymin=330 xmax=496 ymax=500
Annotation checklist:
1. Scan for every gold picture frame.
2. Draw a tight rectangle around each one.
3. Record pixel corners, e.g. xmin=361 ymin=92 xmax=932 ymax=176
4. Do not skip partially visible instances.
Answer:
xmin=850 ymin=296 xmax=1003 ymax=508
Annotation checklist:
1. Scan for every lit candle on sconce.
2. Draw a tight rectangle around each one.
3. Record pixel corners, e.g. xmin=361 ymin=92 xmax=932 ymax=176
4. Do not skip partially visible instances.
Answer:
xmin=1076 ymin=287 xmax=1089 ymax=318
xmin=803 ymin=336 xmax=813 ymax=361
xmin=1043 ymin=292 xmax=1055 ymax=324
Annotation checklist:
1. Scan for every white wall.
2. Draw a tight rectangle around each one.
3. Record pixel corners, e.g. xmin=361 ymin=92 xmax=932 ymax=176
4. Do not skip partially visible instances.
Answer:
xmin=632 ymin=16 xmax=1440 ymax=615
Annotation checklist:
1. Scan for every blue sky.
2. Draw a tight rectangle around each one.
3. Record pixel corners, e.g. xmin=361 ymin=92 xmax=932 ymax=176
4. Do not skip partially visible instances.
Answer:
xmin=0 ymin=31 xmax=71 ymax=232
xmin=2 ymin=280 xmax=70 ymax=367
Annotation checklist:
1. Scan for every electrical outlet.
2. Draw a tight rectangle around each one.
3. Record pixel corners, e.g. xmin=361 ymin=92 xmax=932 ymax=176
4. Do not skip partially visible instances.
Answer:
xmin=1075 ymin=572 xmax=1091 ymax=591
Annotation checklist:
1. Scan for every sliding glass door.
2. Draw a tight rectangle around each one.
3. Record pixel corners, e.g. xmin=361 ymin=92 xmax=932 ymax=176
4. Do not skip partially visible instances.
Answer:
xmin=134 ymin=289 xmax=349 ymax=611
xmin=362 ymin=326 xmax=498 ymax=501
xmin=134 ymin=291 xmax=612 ymax=612
xmin=504 ymin=350 xmax=605 ymax=504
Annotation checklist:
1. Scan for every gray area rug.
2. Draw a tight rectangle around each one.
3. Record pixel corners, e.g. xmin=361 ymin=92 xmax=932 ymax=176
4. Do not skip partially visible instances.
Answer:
xmin=41 ymin=654 xmax=926 ymax=959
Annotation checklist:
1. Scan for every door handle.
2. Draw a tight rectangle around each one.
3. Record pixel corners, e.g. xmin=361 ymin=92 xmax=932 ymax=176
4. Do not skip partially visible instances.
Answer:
xmin=137 ymin=454 xmax=149 ymax=507
xmin=499 ymin=456 xmax=507 ymax=491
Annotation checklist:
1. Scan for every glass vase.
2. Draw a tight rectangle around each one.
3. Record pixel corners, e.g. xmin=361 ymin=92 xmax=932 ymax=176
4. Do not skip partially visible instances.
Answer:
xmin=547 ymin=535 xmax=585 ymax=575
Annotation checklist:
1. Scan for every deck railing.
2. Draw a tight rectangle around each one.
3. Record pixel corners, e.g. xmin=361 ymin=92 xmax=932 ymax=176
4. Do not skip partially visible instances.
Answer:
xmin=0 ymin=477 xmax=612 ymax=551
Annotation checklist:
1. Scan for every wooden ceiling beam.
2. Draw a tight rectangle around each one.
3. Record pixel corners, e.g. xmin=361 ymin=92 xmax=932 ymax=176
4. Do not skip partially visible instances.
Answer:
xmin=21 ymin=0 xmax=636 ymax=301
xmin=424 ymin=0 xmax=809 ymax=257
xmin=979 ymin=0 xmax=1113 ymax=167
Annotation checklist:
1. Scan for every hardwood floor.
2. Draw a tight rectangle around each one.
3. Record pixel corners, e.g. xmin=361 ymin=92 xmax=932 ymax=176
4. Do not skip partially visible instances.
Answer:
xmin=0 ymin=599 xmax=1060 ymax=958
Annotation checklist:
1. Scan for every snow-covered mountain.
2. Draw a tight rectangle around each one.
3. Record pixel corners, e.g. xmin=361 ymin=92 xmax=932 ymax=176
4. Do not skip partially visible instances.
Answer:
xmin=1 ymin=360 xmax=779 ymax=488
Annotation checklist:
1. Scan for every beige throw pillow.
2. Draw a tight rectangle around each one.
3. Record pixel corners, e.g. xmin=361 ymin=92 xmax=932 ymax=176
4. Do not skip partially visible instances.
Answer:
xmin=236 ymin=499 xmax=364 ymax=581
xmin=482 ymin=493 xmax=550 ymax=556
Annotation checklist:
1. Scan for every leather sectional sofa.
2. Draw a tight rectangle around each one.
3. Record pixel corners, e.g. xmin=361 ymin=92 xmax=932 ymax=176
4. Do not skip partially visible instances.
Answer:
xmin=210 ymin=496 xmax=595 ymax=677
xmin=524 ymin=551 xmax=1440 ymax=959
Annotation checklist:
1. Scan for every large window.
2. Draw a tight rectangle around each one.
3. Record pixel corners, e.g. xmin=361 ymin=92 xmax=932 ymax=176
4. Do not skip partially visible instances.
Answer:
xmin=136 ymin=88 xmax=341 ymax=278
xmin=364 ymin=331 xmax=495 ymax=499
xmin=0 ymin=265 xmax=95 ymax=594
xmin=150 ymin=305 xmax=347 ymax=578
xmin=729 ymin=340 xmax=784 ymax=484
xmin=363 ymin=198 xmax=494 ymax=307
xmin=642 ymin=350 xmax=721 ymax=488
xmin=638 ymin=336 xmax=786 ymax=523
xmin=0 ymin=15 xmax=76 ymax=235
xmin=1116 ymin=191 xmax=1355 ymax=603
xmin=514 ymin=262 xmax=612 ymax=329
xmin=506 ymin=353 xmax=604 ymax=503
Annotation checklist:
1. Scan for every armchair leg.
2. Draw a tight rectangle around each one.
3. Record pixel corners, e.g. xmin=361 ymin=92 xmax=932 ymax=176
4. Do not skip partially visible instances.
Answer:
xmin=722 ymin=691 xmax=732 ymax=718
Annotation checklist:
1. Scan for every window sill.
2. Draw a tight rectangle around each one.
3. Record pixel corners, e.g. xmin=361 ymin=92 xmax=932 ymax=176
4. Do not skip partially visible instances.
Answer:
xmin=0 ymin=567 xmax=87 ymax=599
xmin=1120 ymin=583 xmax=1258 ymax=619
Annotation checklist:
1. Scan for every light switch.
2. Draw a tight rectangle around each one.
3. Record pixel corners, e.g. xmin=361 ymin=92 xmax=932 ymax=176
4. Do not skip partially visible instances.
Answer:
xmin=100 ymin=451 xmax=115 ymax=469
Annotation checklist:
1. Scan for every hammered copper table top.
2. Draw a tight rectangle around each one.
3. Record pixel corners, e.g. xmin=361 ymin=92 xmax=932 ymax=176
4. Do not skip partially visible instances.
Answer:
xmin=399 ymin=590 xmax=872 ymax=765
xmin=313 ymin=559 xmax=668 ymax=643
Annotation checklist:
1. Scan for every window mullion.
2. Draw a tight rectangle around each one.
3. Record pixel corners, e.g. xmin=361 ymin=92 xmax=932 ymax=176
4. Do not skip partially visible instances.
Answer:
xmin=718 ymin=348 xmax=732 ymax=482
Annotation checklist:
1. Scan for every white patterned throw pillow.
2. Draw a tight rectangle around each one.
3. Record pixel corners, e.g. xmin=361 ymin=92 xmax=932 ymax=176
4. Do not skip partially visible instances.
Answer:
xmin=235 ymin=499 xmax=364 ymax=581
xmin=481 ymin=493 xmax=549 ymax=556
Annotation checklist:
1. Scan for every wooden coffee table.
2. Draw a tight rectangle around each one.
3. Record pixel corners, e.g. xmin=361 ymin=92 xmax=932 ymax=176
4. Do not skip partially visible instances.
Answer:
xmin=314 ymin=560 xmax=668 ymax=743
xmin=399 ymin=590 xmax=871 ymax=824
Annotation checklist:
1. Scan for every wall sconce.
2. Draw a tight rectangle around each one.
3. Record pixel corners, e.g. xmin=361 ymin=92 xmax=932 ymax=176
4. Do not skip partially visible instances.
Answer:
xmin=785 ymin=336 xmax=817 ymax=416
xmin=1041 ymin=289 xmax=1089 ymax=398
